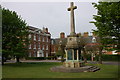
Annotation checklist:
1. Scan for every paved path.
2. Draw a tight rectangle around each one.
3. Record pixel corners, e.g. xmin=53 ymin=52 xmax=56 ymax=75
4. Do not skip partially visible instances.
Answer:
xmin=22 ymin=60 xmax=61 ymax=62
xmin=87 ymin=61 xmax=120 ymax=65
xmin=4 ymin=60 xmax=120 ymax=65
xmin=4 ymin=60 xmax=61 ymax=63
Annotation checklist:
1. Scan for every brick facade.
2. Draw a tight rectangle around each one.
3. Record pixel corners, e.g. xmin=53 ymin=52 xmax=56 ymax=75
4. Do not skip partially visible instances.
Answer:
xmin=28 ymin=26 xmax=51 ymax=57
xmin=51 ymin=32 xmax=119 ymax=55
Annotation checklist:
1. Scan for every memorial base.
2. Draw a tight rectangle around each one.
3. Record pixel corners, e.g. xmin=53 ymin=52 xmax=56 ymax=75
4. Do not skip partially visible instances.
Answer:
xmin=50 ymin=65 xmax=100 ymax=73
xmin=63 ymin=61 xmax=85 ymax=68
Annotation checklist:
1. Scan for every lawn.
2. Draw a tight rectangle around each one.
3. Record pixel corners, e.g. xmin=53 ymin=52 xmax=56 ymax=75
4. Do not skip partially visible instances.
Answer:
xmin=2 ymin=62 xmax=119 ymax=78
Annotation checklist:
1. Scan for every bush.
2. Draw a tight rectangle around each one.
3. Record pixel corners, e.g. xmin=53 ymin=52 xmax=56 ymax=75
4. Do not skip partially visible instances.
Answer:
xmin=84 ymin=54 xmax=119 ymax=61
xmin=45 ymin=56 xmax=56 ymax=60
xmin=101 ymin=54 xmax=119 ymax=61
xmin=26 ymin=57 xmax=45 ymax=60
xmin=26 ymin=56 xmax=56 ymax=60
xmin=26 ymin=54 xmax=119 ymax=61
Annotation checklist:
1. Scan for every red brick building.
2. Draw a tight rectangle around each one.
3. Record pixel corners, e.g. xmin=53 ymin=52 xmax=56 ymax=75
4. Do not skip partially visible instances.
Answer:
xmin=27 ymin=25 xmax=119 ymax=58
xmin=28 ymin=26 xmax=51 ymax=57
xmin=81 ymin=32 xmax=119 ymax=55
xmin=51 ymin=32 xmax=119 ymax=56
xmin=50 ymin=32 xmax=67 ymax=56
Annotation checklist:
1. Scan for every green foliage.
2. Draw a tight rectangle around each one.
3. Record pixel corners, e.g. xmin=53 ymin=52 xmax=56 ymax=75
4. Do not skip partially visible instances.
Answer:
xmin=45 ymin=56 xmax=56 ymax=60
xmin=0 ymin=6 xmax=2 ymax=60
xmin=26 ymin=56 xmax=56 ymax=60
xmin=2 ymin=8 xmax=29 ymax=62
xmin=101 ymin=54 xmax=119 ymax=61
xmin=85 ymin=54 xmax=119 ymax=61
xmin=56 ymin=50 xmax=64 ymax=57
xmin=55 ymin=44 xmax=65 ymax=57
xmin=26 ymin=57 xmax=45 ymax=60
xmin=91 ymin=2 xmax=120 ymax=52
xmin=55 ymin=45 xmax=65 ymax=62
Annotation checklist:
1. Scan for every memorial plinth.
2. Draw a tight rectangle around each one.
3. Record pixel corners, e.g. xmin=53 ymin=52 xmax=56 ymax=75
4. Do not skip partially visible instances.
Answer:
xmin=50 ymin=2 xmax=100 ymax=72
xmin=64 ymin=2 xmax=84 ymax=68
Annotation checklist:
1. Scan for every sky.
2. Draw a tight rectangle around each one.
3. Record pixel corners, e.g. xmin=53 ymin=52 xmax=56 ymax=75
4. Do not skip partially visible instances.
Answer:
xmin=2 ymin=2 xmax=97 ymax=38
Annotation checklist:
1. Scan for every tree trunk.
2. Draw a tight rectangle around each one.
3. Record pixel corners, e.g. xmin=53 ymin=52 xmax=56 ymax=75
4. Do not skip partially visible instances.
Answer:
xmin=98 ymin=48 xmax=102 ymax=64
xmin=2 ymin=56 xmax=5 ymax=65
xmin=16 ymin=56 xmax=20 ymax=63
xmin=91 ymin=56 xmax=94 ymax=61
xmin=2 ymin=59 xmax=4 ymax=65
xmin=83 ymin=49 xmax=87 ymax=63
xmin=91 ymin=53 xmax=94 ymax=61
xmin=61 ymin=55 xmax=64 ymax=62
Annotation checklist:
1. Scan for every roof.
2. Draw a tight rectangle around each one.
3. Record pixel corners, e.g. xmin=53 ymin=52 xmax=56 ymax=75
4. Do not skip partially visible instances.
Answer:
xmin=28 ymin=26 xmax=51 ymax=36
xmin=52 ymin=36 xmax=100 ymax=46
xmin=52 ymin=38 xmax=67 ymax=45
xmin=28 ymin=26 xmax=39 ymax=30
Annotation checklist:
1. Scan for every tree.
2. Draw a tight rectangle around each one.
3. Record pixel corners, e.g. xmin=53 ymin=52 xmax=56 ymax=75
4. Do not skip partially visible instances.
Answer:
xmin=2 ymin=8 xmax=29 ymax=64
xmin=85 ymin=43 xmax=99 ymax=61
xmin=56 ymin=40 xmax=65 ymax=62
xmin=0 ymin=6 xmax=2 ymax=64
xmin=91 ymin=2 xmax=120 ymax=53
xmin=79 ymin=36 xmax=89 ymax=63
xmin=56 ymin=49 xmax=65 ymax=62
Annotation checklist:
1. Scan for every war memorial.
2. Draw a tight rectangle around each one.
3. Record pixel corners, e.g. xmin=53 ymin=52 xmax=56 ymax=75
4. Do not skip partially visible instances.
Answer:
xmin=50 ymin=2 xmax=100 ymax=73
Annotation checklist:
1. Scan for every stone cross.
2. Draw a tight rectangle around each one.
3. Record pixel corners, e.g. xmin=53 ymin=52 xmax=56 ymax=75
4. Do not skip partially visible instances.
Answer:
xmin=68 ymin=2 xmax=77 ymax=35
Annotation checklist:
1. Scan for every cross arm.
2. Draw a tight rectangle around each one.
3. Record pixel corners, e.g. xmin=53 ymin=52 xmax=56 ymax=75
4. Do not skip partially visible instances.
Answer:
xmin=67 ymin=6 xmax=77 ymax=11
xmin=74 ymin=6 xmax=77 ymax=9
xmin=68 ymin=8 xmax=71 ymax=11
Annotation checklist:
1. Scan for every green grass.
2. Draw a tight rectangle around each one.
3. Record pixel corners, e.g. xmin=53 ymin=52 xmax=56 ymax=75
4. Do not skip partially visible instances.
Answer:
xmin=2 ymin=62 xmax=119 ymax=78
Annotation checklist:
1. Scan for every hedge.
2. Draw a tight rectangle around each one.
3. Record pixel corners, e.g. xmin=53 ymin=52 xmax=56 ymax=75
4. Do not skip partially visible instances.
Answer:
xmin=26 ymin=54 xmax=119 ymax=61
xmin=101 ymin=54 xmax=119 ymax=61
xmin=26 ymin=57 xmax=45 ymax=60
xmin=26 ymin=56 xmax=56 ymax=60
xmin=85 ymin=54 xmax=119 ymax=61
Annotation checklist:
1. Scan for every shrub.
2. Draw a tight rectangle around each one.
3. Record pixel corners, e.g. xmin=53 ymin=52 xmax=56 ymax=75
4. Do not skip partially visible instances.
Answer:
xmin=26 ymin=57 xmax=45 ymax=60
xmin=84 ymin=54 xmax=119 ymax=61
xmin=26 ymin=56 xmax=57 ymax=60
xmin=45 ymin=56 xmax=56 ymax=60
xmin=101 ymin=54 xmax=119 ymax=61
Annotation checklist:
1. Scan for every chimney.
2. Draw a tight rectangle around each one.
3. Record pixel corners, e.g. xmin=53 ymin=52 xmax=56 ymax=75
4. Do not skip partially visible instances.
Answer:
xmin=43 ymin=27 xmax=45 ymax=32
xmin=83 ymin=32 xmax=89 ymax=37
xmin=45 ymin=28 xmax=48 ymax=33
xmin=77 ymin=33 xmax=81 ymax=37
xmin=60 ymin=32 xmax=65 ymax=38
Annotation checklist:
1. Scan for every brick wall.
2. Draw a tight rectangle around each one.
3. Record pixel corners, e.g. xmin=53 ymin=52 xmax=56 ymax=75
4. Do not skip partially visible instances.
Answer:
xmin=28 ymin=26 xmax=51 ymax=57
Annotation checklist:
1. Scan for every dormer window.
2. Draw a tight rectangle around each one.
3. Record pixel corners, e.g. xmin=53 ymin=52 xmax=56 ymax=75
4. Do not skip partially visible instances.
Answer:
xmin=39 ymin=31 xmax=41 ymax=33
xmin=92 ymin=37 xmax=96 ymax=43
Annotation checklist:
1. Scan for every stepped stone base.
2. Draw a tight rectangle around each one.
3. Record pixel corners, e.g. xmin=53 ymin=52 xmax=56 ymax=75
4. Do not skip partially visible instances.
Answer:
xmin=50 ymin=66 xmax=100 ymax=73
xmin=63 ymin=61 xmax=85 ymax=68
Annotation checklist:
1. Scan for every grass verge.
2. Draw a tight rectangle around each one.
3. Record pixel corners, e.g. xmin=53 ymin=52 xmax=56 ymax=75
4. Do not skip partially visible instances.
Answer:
xmin=2 ymin=62 xmax=119 ymax=78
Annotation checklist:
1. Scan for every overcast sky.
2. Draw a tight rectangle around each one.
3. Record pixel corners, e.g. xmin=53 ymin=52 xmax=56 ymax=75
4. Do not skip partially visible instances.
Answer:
xmin=2 ymin=2 xmax=97 ymax=38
